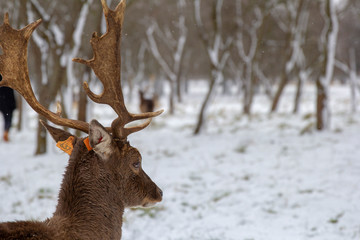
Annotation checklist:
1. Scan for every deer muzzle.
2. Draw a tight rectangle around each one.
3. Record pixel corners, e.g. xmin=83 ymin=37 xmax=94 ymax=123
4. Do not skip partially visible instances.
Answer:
xmin=141 ymin=186 xmax=163 ymax=208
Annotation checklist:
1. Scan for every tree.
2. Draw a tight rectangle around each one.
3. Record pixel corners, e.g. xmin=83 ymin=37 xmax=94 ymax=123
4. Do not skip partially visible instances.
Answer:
xmin=234 ymin=0 xmax=266 ymax=114
xmin=26 ymin=0 xmax=96 ymax=154
xmin=146 ymin=0 xmax=187 ymax=114
xmin=316 ymin=0 xmax=339 ymax=130
xmin=335 ymin=0 xmax=360 ymax=113
xmin=193 ymin=0 xmax=231 ymax=134
xmin=270 ymin=0 xmax=307 ymax=112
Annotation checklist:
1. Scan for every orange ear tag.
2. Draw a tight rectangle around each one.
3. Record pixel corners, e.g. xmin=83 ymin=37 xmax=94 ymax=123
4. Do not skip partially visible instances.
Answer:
xmin=83 ymin=137 xmax=93 ymax=151
xmin=56 ymin=136 xmax=75 ymax=155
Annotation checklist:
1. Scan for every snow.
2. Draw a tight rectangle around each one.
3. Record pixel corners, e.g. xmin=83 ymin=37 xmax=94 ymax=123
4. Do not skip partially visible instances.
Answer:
xmin=1 ymin=82 xmax=360 ymax=240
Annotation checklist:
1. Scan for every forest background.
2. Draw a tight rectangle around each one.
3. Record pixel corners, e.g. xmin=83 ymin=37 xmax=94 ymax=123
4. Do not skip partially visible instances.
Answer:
xmin=0 ymin=0 xmax=359 ymax=154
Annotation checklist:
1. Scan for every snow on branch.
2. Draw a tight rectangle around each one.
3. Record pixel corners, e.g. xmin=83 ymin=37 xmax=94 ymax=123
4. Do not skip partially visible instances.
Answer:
xmin=146 ymin=24 xmax=176 ymax=82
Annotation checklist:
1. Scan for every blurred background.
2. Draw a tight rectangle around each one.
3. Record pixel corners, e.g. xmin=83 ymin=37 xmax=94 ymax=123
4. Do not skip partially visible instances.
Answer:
xmin=0 ymin=0 xmax=359 ymax=154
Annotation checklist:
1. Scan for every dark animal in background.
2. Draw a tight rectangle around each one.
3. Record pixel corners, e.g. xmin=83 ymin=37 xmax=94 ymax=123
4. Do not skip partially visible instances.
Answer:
xmin=139 ymin=90 xmax=158 ymax=113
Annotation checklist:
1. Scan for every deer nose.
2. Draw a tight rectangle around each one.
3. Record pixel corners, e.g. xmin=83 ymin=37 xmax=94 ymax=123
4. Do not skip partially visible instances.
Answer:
xmin=158 ymin=188 xmax=163 ymax=197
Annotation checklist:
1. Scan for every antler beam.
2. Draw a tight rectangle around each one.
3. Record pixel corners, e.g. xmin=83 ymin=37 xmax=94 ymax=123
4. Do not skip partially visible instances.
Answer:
xmin=0 ymin=0 xmax=163 ymax=140
xmin=0 ymin=13 xmax=90 ymax=133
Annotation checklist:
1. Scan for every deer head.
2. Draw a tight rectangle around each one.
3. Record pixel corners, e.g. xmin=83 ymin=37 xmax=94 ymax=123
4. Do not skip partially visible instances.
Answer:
xmin=0 ymin=0 xmax=163 ymax=239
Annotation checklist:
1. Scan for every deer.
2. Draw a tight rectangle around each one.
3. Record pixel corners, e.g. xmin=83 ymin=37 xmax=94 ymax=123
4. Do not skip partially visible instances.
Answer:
xmin=138 ymin=90 xmax=158 ymax=113
xmin=0 ymin=0 xmax=163 ymax=239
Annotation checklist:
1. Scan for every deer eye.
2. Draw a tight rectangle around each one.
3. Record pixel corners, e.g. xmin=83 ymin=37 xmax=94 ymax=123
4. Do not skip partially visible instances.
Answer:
xmin=132 ymin=161 xmax=140 ymax=169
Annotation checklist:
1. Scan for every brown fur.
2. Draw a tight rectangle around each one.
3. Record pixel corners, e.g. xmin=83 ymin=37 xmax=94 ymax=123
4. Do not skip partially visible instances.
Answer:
xmin=0 ymin=121 xmax=162 ymax=240
xmin=0 ymin=221 xmax=54 ymax=240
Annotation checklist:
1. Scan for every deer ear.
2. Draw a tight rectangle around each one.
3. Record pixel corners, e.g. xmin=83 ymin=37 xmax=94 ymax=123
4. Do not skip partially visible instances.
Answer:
xmin=89 ymin=120 xmax=113 ymax=160
xmin=40 ymin=120 xmax=75 ymax=143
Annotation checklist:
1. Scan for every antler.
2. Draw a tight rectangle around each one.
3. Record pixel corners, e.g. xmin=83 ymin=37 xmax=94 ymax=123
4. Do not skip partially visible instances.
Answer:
xmin=73 ymin=0 xmax=163 ymax=139
xmin=0 ymin=13 xmax=90 ymax=133
xmin=73 ymin=0 xmax=163 ymax=140
xmin=0 ymin=0 xmax=163 ymax=140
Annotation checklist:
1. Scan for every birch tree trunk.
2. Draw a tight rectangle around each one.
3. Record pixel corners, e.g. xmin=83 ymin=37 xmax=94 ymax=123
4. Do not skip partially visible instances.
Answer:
xmin=271 ymin=0 xmax=305 ymax=112
xmin=316 ymin=0 xmax=338 ymax=130
xmin=194 ymin=70 xmax=217 ymax=134
xmin=193 ymin=0 xmax=230 ymax=134
xmin=293 ymin=70 xmax=308 ymax=113
xmin=235 ymin=0 xmax=266 ymax=115
xmin=349 ymin=49 xmax=358 ymax=113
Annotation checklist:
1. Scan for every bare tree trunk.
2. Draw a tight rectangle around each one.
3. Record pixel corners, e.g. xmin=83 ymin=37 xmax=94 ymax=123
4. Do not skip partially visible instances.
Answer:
xmin=80 ymin=76 xmax=90 ymax=121
xmin=271 ymin=69 xmax=289 ymax=112
xmin=193 ymin=0 xmax=230 ymax=134
xmin=168 ymin=81 xmax=175 ymax=115
xmin=16 ymin=95 xmax=22 ymax=131
xmin=349 ymin=48 xmax=357 ymax=113
xmin=316 ymin=0 xmax=338 ymax=130
xmin=194 ymin=70 xmax=216 ymax=135
xmin=235 ymin=0 xmax=265 ymax=115
xmin=316 ymin=80 xmax=328 ymax=130
xmin=293 ymin=70 xmax=305 ymax=114
xmin=271 ymin=0 xmax=305 ymax=112
xmin=75 ymin=70 xmax=90 ymax=137
xmin=34 ymin=60 xmax=67 ymax=155
xmin=176 ymin=72 xmax=183 ymax=103
xmin=35 ymin=90 xmax=50 ymax=155
xmin=243 ymin=69 xmax=255 ymax=115
xmin=293 ymin=76 xmax=301 ymax=114
xmin=182 ymin=51 xmax=192 ymax=95
xmin=75 ymin=89 xmax=88 ymax=137
xmin=35 ymin=116 xmax=47 ymax=155
xmin=254 ymin=63 xmax=272 ymax=100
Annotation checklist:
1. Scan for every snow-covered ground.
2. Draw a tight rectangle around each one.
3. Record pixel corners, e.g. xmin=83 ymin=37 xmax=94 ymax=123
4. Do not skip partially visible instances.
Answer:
xmin=0 ymin=82 xmax=359 ymax=240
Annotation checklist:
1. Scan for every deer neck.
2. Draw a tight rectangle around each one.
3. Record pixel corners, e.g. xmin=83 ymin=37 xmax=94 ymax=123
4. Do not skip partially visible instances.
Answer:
xmin=50 ymin=143 xmax=124 ymax=239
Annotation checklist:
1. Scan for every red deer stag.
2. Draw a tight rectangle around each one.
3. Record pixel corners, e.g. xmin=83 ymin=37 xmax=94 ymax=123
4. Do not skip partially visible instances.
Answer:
xmin=0 ymin=0 xmax=163 ymax=239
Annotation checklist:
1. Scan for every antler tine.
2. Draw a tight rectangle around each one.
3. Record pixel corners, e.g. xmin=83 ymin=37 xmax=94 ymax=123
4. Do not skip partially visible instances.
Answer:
xmin=110 ymin=117 xmax=151 ymax=140
xmin=74 ymin=0 xmax=163 ymax=140
xmin=0 ymin=14 xmax=90 ymax=133
xmin=129 ymin=109 xmax=164 ymax=121
xmin=0 ymin=14 xmax=42 ymax=89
